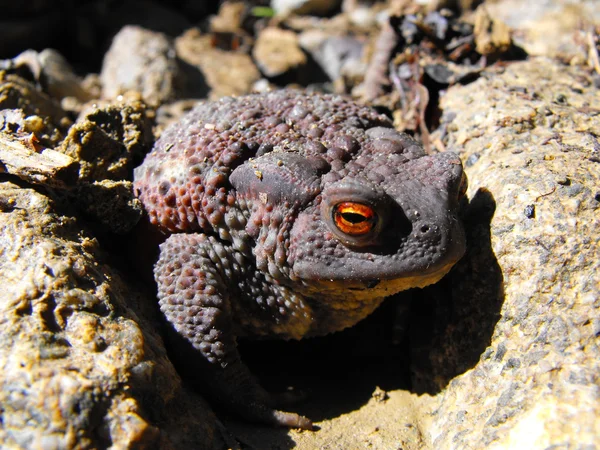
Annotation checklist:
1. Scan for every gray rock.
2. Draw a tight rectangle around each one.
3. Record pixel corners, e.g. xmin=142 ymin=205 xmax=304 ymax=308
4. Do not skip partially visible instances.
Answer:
xmin=100 ymin=26 xmax=183 ymax=105
xmin=299 ymin=30 xmax=366 ymax=82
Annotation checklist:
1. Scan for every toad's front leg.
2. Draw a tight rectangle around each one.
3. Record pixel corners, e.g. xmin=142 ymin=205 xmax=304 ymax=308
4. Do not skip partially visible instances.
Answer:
xmin=154 ymin=232 xmax=312 ymax=430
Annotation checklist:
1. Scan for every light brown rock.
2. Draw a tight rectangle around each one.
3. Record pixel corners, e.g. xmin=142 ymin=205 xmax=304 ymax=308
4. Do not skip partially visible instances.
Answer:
xmin=0 ymin=180 xmax=223 ymax=449
xmin=486 ymin=0 xmax=600 ymax=59
xmin=175 ymin=28 xmax=260 ymax=100
xmin=473 ymin=5 xmax=512 ymax=57
xmin=0 ymin=131 xmax=77 ymax=188
xmin=59 ymin=99 xmax=153 ymax=182
xmin=252 ymin=27 xmax=307 ymax=78
xmin=416 ymin=56 xmax=600 ymax=449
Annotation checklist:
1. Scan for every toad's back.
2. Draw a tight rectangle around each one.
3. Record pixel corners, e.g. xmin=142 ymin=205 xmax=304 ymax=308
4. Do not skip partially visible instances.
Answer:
xmin=133 ymin=90 xmax=392 ymax=235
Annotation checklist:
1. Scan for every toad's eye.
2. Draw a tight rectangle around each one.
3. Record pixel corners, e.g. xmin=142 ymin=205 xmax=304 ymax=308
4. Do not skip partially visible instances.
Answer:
xmin=332 ymin=202 xmax=377 ymax=236
xmin=321 ymin=181 xmax=389 ymax=248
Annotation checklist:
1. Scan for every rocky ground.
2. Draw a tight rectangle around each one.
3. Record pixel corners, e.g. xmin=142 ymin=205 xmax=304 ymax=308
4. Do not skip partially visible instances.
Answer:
xmin=0 ymin=1 xmax=598 ymax=449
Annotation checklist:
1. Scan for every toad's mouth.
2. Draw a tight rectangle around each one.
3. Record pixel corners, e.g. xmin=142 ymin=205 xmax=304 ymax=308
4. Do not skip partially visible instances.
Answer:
xmin=361 ymin=279 xmax=381 ymax=289
xmin=292 ymin=256 xmax=462 ymax=302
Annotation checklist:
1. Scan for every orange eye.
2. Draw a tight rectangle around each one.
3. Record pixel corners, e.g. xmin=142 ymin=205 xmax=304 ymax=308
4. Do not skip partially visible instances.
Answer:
xmin=332 ymin=202 xmax=377 ymax=236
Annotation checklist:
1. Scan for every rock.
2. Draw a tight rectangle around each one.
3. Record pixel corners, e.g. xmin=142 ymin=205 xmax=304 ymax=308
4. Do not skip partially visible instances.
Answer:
xmin=0 ymin=72 xmax=71 ymax=146
xmin=68 ymin=180 xmax=144 ymax=235
xmin=1 ymin=49 xmax=94 ymax=102
xmin=342 ymin=0 xmax=389 ymax=28
xmin=252 ymin=27 xmax=308 ymax=79
xmin=412 ymin=57 xmax=600 ymax=449
xmin=0 ymin=67 xmax=224 ymax=446
xmin=473 ymin=5 xmax=512 ymax=57
xmin=100 ymin=26 xmax=183 ymax=105
xmin=0 ymin=180 xmax=224 ymax=449
xmin=271 ymin=0 xmax=341 ymax=17
xmin=485 ymin=0 xmax=600 ymax=59
xmin=59 ymin=99 xmax=153 ymax=182
xmin=0 ymin=77 xmax=149 ymax=234
xmin=298 ymin=30 xmax=366 ymax=84
xmin=175 ymin=28 xmax=260 ymax=99
xmin=209 ymin=1 xmax=246 ymax=33
xmin=0 ymin=130 xmax=78 ymax=189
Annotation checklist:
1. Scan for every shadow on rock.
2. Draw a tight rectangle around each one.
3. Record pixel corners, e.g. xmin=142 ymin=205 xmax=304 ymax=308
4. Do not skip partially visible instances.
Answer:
xmin=409 ymin=188 xmax=504 ymax=394
xmin=178 ymin=57 xmax=210 ymax=99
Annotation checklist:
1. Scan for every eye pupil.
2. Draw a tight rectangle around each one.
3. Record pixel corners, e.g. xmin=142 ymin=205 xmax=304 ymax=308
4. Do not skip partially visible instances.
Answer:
xmin=341 ymin=212 xmax=367 ymax=224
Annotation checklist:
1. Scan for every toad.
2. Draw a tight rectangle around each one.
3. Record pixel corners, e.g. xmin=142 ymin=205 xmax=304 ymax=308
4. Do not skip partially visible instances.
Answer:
xmin=133 ymin=91 xmax=466 ymax=430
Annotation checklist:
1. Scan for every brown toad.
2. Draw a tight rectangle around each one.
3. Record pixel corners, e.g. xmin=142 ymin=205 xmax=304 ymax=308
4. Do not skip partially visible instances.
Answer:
xmin=133 ymin=91 xmax=466 ymax=429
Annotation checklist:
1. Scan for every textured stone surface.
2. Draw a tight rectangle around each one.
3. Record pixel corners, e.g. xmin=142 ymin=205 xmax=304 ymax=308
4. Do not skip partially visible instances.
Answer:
xmin=0 ymin=66 xmax=221 ymax=447
xmin=0 ymin=180 xmax=223 ymax=449
xmin=100 ymin=26 xmax=183 ymax=105
xmin=69 ymin=180 xmax=143 ymax=234
xmin=298 ymin=31 xmax=366 ymax=84
xmin=59 ymin=99 xmax=153 ymax=182
xmin=175 ymin=28 xmax=260 ymax=100
xmin=253 ymin=27 xmax=307 ymax=78
xmin=0 ymin=72 xmax=71 ymax=147
xmin=487 ymin=0 xmax=600 ymax=59
xmin=414 ymin=57 xmax=600 ymax=449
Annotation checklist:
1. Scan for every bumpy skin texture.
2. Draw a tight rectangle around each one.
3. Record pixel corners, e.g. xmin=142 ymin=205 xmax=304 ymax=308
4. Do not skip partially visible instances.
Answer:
xmin=133 ymin=91 xmax=466 ymax=429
